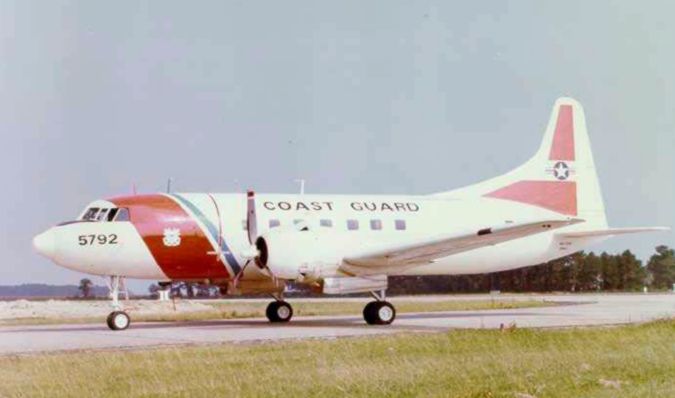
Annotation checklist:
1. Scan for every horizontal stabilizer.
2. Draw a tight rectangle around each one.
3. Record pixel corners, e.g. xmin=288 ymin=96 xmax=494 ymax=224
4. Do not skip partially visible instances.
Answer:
xmin=557 ymin=227 xmax=670 ymax=239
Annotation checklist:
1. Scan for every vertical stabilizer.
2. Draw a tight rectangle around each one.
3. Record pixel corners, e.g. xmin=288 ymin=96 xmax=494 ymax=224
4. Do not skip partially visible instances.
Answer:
xmin=436 ymin=98 xmax=608 ymax=229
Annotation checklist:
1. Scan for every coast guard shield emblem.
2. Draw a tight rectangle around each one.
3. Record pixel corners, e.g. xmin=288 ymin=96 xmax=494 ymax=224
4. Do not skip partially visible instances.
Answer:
xmin=163 ymin=228 xmax=181 ymax=247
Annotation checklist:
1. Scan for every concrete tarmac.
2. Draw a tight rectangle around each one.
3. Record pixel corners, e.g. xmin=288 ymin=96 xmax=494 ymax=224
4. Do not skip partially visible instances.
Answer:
xmin=1 ymin=294 xmax=673 ymax=354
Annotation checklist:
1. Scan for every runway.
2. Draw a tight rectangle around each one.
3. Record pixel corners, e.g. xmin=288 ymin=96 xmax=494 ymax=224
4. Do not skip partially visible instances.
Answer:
xmin=1 ymin=294 xmax=673 ymax=354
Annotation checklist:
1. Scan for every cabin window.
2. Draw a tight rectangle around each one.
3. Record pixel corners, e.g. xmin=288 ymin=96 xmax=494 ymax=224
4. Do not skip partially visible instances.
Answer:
xmin=395 ymin=219 xmax=407 ymax=231
xmin=114 ymin=208 xmax=130 ymax=222
xmin=370 ymin=219 xmax=382 ymax=231
xmin=347 ymin=219 xmax=359 ymax=231
xmin=269 ymin=219 xmax=280 ymax=228
xmin=320 ymin=219 xmax=333 ymax=228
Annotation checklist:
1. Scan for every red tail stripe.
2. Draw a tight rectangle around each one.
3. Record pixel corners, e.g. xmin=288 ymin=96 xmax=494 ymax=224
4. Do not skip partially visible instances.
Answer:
xmin=549 ymin=105 xmax=575 ymax=161
xmin=485 ymin=180 xmax=577 ymax=216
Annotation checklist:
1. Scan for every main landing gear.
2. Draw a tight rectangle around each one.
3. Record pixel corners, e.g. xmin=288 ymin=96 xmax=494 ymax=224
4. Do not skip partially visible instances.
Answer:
xmin=106 ymin=275 xmax=130 ymax=331
xmin=363 ymin=290 xmax=396 ymax=325
xmin=266 ymin=294 xmax=293 ymax=323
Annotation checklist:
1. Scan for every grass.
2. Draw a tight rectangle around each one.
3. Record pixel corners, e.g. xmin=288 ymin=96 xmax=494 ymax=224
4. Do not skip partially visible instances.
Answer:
xmin=0 ymin=298 xmax=552 ymax=326
xmin=0 ymin=320 xmax=673 ymax=397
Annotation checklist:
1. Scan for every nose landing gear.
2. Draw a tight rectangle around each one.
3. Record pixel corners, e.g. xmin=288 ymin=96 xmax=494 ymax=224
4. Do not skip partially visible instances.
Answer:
xmin=106 ymin=275 xmax=130 ymax=331
xmin=363 ymin=290 xmax=396 ymax=325
xmin=106 ymin=310 xmax=130 ymax=331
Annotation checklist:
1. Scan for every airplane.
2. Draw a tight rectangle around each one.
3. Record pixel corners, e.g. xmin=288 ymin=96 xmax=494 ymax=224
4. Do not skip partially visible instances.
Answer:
xmin=32 ymin=97 xmax=668 ymax=331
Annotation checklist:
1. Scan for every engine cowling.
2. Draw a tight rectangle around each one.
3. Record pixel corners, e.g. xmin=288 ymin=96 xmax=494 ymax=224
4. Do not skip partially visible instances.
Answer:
xmin=255 ymin=230 xmax=347 ymax=280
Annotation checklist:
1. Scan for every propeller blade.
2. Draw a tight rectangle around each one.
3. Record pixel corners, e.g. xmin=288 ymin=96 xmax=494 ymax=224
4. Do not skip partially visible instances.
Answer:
xmin=246 ymin=190 xmax=258 ymax=245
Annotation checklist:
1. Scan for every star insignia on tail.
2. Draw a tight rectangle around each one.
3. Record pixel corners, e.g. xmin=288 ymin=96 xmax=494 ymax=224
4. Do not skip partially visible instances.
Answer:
xmin=553 ymin=161 xmax=570 ymax=180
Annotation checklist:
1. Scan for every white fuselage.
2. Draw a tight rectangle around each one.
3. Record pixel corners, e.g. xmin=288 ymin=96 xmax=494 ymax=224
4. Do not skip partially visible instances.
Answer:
xmin=32 ymin=192 xmax=602 ymax=281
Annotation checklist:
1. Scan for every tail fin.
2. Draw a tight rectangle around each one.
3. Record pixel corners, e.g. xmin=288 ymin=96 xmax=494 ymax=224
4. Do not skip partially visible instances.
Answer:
xmin=436 ymin=97 xmax=608 ymax=229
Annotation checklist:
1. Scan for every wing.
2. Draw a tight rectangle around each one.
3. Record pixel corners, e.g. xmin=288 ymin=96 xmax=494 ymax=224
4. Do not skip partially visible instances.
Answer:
xmin=340 ymin=218 xmax=583 ymax=275
xmin=557 ymin=226 xmax=669 ymax=238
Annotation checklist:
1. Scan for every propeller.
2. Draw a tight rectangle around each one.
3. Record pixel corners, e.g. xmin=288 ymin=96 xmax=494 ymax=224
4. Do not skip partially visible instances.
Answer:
xmin=235 ymin=189 xmax=314 ymax=287
xmin=234 ymin=190 xmax=270 ymax=286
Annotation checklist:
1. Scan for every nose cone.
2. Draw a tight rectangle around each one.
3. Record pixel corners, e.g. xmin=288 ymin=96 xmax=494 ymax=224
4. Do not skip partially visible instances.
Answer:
xmin=33 ymin=229 xmax=56 ymax=259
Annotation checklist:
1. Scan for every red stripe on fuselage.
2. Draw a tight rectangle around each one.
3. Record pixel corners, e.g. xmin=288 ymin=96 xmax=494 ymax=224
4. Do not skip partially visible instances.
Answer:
xmin=549 ymin=105 xmax=575 ymax=161
xmin=485 ymin=180 xmax=577 ymax=216
xmin=110 ymin=194 xmax=230 ymax=280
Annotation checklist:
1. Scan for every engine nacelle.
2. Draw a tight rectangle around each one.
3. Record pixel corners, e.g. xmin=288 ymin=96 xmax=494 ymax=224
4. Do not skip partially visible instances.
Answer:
xmin=255 ymin=230 xmax=346 ymax=280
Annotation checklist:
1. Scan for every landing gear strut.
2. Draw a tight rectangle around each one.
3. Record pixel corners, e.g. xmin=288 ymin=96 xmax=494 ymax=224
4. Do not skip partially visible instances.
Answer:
xmin=266 ymin=294 xmax=293 ymax=323
xmin=363 ymin=290 xmax=396 ymax=325
xmin=106 ymin=275 xmax=130 ymax=331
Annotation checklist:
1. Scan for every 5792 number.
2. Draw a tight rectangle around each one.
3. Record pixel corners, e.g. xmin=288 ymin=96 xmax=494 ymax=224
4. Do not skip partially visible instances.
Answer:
xmin=78 ymin=234 xmax=118 ymax=246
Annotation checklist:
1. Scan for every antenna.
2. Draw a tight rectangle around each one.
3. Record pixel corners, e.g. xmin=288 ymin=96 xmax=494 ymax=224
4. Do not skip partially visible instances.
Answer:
xmin=166 ymin=178 xmax=173 ymax=193
xmin=132 ymin=183 xmax=138 ymax=196
xmin=294 ymin=179 xmax=305 ymax=195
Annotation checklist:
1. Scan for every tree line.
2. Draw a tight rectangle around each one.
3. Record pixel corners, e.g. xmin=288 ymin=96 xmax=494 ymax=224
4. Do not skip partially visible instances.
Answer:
xmin=389 ymin=245 xmax=675 ymax=294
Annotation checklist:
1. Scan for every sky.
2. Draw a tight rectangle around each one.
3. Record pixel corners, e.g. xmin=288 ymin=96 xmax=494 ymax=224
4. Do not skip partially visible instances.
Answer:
xmin=1 ymin=1 xmax=673 ymax=292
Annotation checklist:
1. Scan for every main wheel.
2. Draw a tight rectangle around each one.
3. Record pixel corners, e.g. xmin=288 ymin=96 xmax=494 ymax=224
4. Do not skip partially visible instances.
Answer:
xmin=266 ymin=301 xmax=293 ymax=323
xmin=106 ymin=311 xmax=130 ymax=331
xmin=363 ymin=301 xmax=396 ymax=325
xmin=363 ymin=301 xmax=377 ymax=323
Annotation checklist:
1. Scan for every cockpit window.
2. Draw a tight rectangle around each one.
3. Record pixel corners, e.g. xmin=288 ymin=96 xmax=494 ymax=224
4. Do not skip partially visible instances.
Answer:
xmin=82 ymin=208 xmax=100 ymax=221
xmin=96 ymin=208 xmax=109 ymax=221
xmin=107 ymin=208 xmax=119 ymax=221
xmin=80 ymin=207 xmax=130 ymax=222
xmin=114 ymin=208 xmax=130 ymax=221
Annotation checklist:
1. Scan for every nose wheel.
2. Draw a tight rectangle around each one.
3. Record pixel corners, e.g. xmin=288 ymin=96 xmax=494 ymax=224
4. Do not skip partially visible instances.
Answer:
xmin=105 ymin=275 xmax=130 ymax=331
xmin=266 ymin=300 xmax=293 ymax=323
xmin=106 ymin=310 xmax=130 ymax=331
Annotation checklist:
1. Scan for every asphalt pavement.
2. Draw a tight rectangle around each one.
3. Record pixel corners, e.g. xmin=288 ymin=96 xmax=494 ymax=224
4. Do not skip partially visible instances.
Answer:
xmin=1 ymin=293 xmax=673 ymax=354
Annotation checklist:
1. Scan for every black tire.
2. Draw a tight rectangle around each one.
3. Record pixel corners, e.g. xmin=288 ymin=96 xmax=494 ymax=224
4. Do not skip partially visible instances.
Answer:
xmin=106 ymin=311 xmax=130 ymax=331
xmin=363 ymin=301 xmax=378 ymax=325
xmin=363 ymin=301 xmax=396 ymax=325
xmin=266 ymin=301 xmax=293 ymax=323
